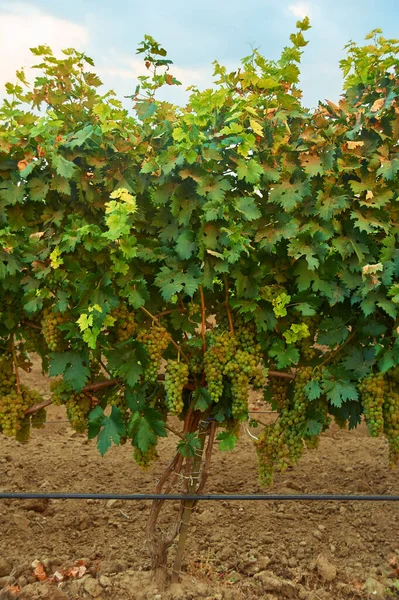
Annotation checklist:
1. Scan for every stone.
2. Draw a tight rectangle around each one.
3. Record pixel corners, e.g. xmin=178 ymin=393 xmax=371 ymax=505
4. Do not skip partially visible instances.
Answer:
xmin=84 ymin=577 xmax=103 ymax=597
xmin=98 ymin=575 xmax=112 ymax=588
xmin=254 ymin=571 xmax=296 ymax=598
xmin=168 ymin=583 xmax=185 ymax=599
xmin=364 ymin=577 xmax=387 ymax=600
xmin=313 ymin=529 xmax=323 ymax=540
xmin=196 ymin=509 xmax=215 ymax=525
xmin=13 ymin=514 xmax=30 ymax=532
xmin=316 ymin=555 xmax=337 ymax=582
xmin=97 ymin=559 xmax=129 ymax=576
xmin=0 ymin=558 xmax=12 ymax=577
xmin=21 ymin=499 xmax=49 ymax=513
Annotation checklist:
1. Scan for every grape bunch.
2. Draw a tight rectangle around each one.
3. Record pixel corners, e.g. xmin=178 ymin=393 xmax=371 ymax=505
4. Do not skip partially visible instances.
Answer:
xmin=204 ymin=332 xmax=235 ymax=403
xmin=256 ymin=367 xmax=314 ymax=486
xmin=137 ymin=324 xmax=171 ymax=382
xmin=0 ymin=386 xmax=42 ymax=440
xmin=31 ymin=407 xmax=47 ymax=429
xmin=383 ymin=386 xmax=399 ymax=465
xmin=111 ymin=303 xmax=136 ymax=341
xmin=224 ymin=349 xmax=260 ymax=420
xmin=50 ymin=380 xmax=92 ymax=433
xmin=41 ymin=307 xmax=68 ymax=351
xmin=358 ymin=372 xmax=385 ymax=437
xmin=267 ymin=375 xmax=291 ymax=410
xmin=23 ymin=325 xmax=46 ymax=354
xmin=164 ymin=360 xmax=189 ymax=415
xmin=235 ymin=318 xmax=262 ymax=358
xmin=133 ymin=443 xmax=159 ymax=469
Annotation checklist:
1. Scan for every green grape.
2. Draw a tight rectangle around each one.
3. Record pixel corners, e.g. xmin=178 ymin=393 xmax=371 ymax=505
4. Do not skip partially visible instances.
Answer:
xmin=383 ymin=386 xmax=399 ymax=466
xmin=111 ymin=303 xmax=136 ymax=341
xmin=164 ymin=360 xmax=189 ymax=415
xmin=41 ymin=307 xmax=68 ymax=351
xmin=204 ymin=332 xmax=235 ymax=403
xmin=23 ymin=325 xmax=46 ymax=354
xmin=50 ymin=380 xmax=91 ymax=432
xmin=133 ymin=443 xmax=159 ymax=469
xmin=65 ymin=393 xmax=92 ymax=433
xmin=137 ymin=324 xmax=171 ymax=382
xmin=255 ymin=367 xmax=315 ymax=486
xmin=15 ymin=415 xmax=31 ymax=443
xmin=268 ymin=375 xmax=291 ymax=410
xmin=0 ymin=383 xmax=42 ymax=440
xmin=31 ymin=407 xmax=47 ymax=429
xmin=358 ymin=372 xmax=385 ymax=437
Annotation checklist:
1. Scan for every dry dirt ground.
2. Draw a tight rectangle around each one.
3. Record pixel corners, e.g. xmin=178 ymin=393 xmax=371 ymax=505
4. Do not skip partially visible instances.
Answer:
xmin=0 ymin=360 xmax=399 ymax=600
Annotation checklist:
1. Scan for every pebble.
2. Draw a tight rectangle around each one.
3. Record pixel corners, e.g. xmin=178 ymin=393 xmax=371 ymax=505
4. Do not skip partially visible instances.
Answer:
xmin=316 ymin=555 xmax=337 ymax=582
xmin=0 ymin=558 xmax=11 ymax=577
xmin=84 ymin=576 xmax=103 ymax=597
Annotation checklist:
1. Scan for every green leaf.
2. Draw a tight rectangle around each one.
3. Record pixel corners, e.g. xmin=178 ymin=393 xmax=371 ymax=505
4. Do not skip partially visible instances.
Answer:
xmin=52 ymin=155 xmax=78 ymax=179
xmin=193 ymin=387 xmax=212 ymax=411
xmin=217 ymin=430 xmax=237 ymax=452
xmin=305 ymin=379 xmax=322 ymax=401
xmin=322 ymin=375 xmax=358 ymax=407
xmin=236 ymin=159 xmax=263 ymax=184
xmin=175 ymin=230 xmax=196 ymax=259
xmin=49 ymin=351 xmax=90 ymax=392
xmin=234 ymin=197 xmax=261 ymax=221
xmin=177 ymin=432 xmax=201 ymax=458
xmin=88 ymin=406 xmax=126 ymax=456
xmin=376 ymin=158 xmax=399 ymax=181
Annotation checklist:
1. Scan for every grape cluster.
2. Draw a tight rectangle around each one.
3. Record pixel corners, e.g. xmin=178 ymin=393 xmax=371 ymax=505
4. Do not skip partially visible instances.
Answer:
xmin=133 ymin=443 xmax=159 ymax=469
xmin=111 ymin=303 xmax=136 ymax=341
xmin=50 ymin=380 xmax=92 ymax=433
xmin=267 ymin=375 xmax=291 ymax=410
xmin=358 ymin=372 xmax=385 ymax=437
xmin=41 ymin=307 xmax=68 ymax=351
xmin=383 ymin=386 xmax=399 ymax=466
xmin=235 ymin=318 xmax=262 ymax=358
xmin=224 ymin=350 xmax=259 ymax=420
xmin=137 ymin=324 xmax=171 ymax=382
xmin=23 ymin=325 xmax=46 ymax=354
xmin=164 ymin=360 xmax=189 ymax=415
xmin=0 ymin=358 xmax=43 ymax=440
xmin=204 ymin=332 xmax=235 ymax=403
xmin=256 ymin=367 xmax=315 ymax=486
xmin=31 ymin=407 xmax=47 ymax=429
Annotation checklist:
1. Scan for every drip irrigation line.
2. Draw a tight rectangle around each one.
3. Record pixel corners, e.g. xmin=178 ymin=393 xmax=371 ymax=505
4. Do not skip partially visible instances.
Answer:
xmin=1 ymin=492 xmax=399 ymax=502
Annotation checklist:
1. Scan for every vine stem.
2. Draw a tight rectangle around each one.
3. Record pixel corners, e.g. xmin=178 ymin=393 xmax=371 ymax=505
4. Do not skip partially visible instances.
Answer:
xmin=23 ymin=320 xmax=42 ymax=331
xmin=223 ymin=275 xmax=235 ymax=335
xmin=318 ymin=331 xmax=356 ymax=368
xmin=199 ymin=285 xmax=206 ymax=353
xmin=11 ymin=336 xmax=21 ymax=395
xmin=268 ymin=370 xmax=295 ymax=380
xmin=171 ymin=423 xmax=207 ymax=582
xmin=139 ymin=306 xmax=188 ymax=361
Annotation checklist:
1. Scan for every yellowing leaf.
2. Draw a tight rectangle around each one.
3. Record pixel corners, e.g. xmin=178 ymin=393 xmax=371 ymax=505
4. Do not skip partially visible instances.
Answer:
xmin=50 ymin=247 xmax=64 ymax=269
xmin=370 ymin=98 xmax=384 ymax=112
xmin=249 ymin=118 xmax=264 ymax=137
xmin=347 ymin=141 xmax=364 ymax=149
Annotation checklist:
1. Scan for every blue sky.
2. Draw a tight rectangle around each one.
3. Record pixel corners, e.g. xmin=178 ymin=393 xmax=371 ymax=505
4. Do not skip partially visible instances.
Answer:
xmin=0 ymin=0 xmax=398 ymax=109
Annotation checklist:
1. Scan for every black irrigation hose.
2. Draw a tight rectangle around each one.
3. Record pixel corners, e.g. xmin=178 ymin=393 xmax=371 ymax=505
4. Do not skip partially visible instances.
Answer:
xmin=1 ymin=492 xmax=399 ymax=501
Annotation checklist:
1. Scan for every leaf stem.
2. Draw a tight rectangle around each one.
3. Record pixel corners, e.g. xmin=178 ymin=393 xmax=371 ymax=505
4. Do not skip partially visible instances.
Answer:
xmin=199 ymin=285 xmax=206 ymax=353
xmin=318 ymin=331 xmax=356 ymax=368
xmin=11 ymin=336 xmax=21 ymax=395
xmin=223 ymin=275 xmax=235 ymax=335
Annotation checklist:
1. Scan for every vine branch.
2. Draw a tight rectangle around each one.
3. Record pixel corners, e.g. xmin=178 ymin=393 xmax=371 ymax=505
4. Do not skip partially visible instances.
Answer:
xmin=11 ymin=336 xmax=21 ymax=395
xmin=223 ymin=274 xmax=234 ymax=335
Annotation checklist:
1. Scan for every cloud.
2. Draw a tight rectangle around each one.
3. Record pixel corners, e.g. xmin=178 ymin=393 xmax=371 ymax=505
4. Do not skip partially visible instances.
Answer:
xmin=0 ymin=2 xmax=89 ymax=91
xmin=287 ymin=1 xmax=312 ymax=19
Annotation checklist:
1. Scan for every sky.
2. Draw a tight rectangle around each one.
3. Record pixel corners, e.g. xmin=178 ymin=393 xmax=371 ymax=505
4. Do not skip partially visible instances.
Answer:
xmin=0 ymin=0 xmax=398 ymax=110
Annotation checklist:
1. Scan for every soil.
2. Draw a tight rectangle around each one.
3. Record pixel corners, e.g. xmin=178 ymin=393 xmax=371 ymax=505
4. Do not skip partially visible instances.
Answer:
xmin=1 ymin=357 xmax=399 ymax=600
